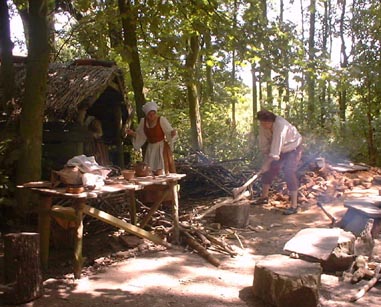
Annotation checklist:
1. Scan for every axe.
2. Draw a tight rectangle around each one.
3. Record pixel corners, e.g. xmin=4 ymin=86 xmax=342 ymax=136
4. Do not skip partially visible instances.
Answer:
xmin=317 ymin=201 xmax=337 ymax=226
xmin=232 ymin=171 xmax=262 ymax=199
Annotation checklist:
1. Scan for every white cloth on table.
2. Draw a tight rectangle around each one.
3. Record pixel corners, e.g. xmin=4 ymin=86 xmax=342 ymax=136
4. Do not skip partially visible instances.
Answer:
xmin=66 ymin=155 xmax=110 ymax=187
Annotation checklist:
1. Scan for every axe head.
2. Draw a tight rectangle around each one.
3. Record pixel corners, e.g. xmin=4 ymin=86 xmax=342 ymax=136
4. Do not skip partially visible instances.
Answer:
xmin=232 ymin=187 xmax=240 ymax=199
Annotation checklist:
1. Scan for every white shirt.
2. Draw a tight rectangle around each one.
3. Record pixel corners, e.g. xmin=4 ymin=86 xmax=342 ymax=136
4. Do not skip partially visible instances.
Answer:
xmin=258 ymin=116 xmax=302 ymax=160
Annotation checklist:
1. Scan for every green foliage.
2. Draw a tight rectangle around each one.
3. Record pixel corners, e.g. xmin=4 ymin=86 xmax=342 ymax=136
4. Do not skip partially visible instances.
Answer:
xmin=9 ymin=0 xmax=381 ymax=169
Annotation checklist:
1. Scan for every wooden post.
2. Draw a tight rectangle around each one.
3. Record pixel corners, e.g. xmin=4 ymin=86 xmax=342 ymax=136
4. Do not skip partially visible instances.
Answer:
xmin=128 ymin=190 xmax=137 ymax=225
xmin=139 ymin=188 xmax=171 ymax=228
xmin=169 ymin=181 xmax=180 ymax=243
xmin=38 ymin=195 xmax=53 ymax=269
xmin=3 ymin=233 xmax=43 ymax=304
xmin=73 ymin=199 xmax=85 ymax=279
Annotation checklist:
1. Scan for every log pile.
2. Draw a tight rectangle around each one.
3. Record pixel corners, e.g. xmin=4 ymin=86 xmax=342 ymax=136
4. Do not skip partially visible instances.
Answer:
xmin=342 ymin=256 xmax=381 ymax=302
xmin=136 ymin=202 xmax=240 ymax=267
xmin=176 ymin=151 xmax=248 ymax=198
xmin=263 ymin=158 xmax=381 ymax=210
xmin=175 ymin=151 xmax=380 ymax=208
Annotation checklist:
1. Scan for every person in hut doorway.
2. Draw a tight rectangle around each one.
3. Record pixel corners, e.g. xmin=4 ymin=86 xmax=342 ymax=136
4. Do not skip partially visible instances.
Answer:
xmin=127 ymin=101 xmax=177 ymax=175
xmin=256 ymin=109 xmax=303 ymax=215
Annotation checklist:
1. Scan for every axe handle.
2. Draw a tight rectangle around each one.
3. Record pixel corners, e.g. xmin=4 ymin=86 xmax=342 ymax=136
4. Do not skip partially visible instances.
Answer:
xmin=232 ymin=172 xmax=261 ymax=199
xmin=317 ymin=202 xmax=336 ymax=224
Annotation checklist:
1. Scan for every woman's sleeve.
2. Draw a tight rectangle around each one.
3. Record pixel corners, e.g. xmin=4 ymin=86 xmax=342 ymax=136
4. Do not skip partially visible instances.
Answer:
xmin=131 ymin=118 xmax=147 ymax=150
xmin=160 ymin=117 xmax=177 ymax=149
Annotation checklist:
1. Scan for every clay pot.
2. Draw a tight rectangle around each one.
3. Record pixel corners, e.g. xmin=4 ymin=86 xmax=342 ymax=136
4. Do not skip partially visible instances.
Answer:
xmin=122 ymin=169 xmax=135 ymax=180
xmin=153 ymin=169 xmax=164 ymax=176
xmin=66 ymin=185 xmax=85 ymax=194
xmin=134 ymin=162 xmax=151 ymax=177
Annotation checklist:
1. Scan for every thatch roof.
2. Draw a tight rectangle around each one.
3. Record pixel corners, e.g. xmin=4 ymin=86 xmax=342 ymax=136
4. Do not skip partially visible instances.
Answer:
xmin=4 ymin=59 xmax=129 ymax=122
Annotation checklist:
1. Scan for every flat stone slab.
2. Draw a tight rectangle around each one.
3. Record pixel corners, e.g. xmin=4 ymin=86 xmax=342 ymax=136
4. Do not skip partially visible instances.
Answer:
xmin=344 ymin=195 xmax=381 ymax=208
xmin=339 ymin=203 xmax=381 ymax=237
xmin=283 ymin=228 xmax=342 ymax=261
xmin=330 ymin=163 xmax=369 ymax=172
xmin=253 ymin=254 xmax=321 ymax=307
xmin=343 ymin=202 xmax=381 ymax=218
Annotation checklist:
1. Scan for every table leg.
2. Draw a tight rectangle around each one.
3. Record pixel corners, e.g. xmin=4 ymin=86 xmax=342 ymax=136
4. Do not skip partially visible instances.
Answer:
xmin=169 ymin=181 xmax=180 ymax=244
xmin=38 ymin=195 xmax=52 ymax=270
xmin=73 ymin=199 xmax=85 ymax=279
xmin=128 ymin=191 xmax=137 ymax=225
xmin=139 ymin=189 xmax=170 ymax=228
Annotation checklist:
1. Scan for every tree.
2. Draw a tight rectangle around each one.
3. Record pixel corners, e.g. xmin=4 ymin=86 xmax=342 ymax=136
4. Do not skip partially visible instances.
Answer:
xmin=185 ymin=34 xmax=203 ymax=151
xmin=16 ymin=0 xmax=50 ymax=216
xmin=338 ymin=0 xmax=349 ymax=124
xmin=118 ymin=0 xmax=146 ymax=120
xmin=306 ymin=0 xmax=316 ymax=128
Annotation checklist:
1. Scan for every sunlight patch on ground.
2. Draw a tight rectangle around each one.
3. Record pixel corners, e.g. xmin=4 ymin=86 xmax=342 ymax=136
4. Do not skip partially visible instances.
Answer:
xmin=71 ymin=250 xmax=256 ymax=302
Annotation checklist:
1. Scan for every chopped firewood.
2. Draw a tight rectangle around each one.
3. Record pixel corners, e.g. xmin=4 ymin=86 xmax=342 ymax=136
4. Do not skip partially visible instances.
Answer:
xmin=203 ymin=232 xmax=237 ymax=257
xmin=350 ymin=263 xmax=381 ymax=302
xmin=181 ymin=229 xmax=221 ymax=267
xmin=193 ymin=231 xmax=211 ymax=247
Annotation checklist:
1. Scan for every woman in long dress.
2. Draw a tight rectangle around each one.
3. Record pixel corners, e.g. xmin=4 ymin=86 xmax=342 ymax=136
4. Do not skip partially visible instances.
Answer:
xmin=127 ymin=101 xmax=177 ymax=174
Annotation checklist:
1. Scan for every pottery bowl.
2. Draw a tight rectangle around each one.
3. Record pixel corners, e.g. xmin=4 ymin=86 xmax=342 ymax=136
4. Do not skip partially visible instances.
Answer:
xmin=122 ymin=170 xmax=135 ymax=180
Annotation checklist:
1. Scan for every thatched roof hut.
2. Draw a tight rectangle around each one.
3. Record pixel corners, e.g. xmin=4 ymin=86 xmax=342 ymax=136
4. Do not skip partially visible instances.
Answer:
xmin=7 ymin=58 xmax=131 ymax=122
xmin=1 ymin=58 xmax=133 ymax=172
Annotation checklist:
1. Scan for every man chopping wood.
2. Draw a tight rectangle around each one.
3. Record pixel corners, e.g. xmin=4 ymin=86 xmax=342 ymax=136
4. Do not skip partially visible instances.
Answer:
xmin=256 ymin=110 xmax=303 ymax=215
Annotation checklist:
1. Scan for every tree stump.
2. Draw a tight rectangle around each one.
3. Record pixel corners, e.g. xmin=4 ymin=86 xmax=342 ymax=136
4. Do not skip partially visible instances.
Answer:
xmin=253 ymin=254 xmax=321 ymax=307
xmin=3 ymin=232 xmax=43 ymax=304
xmin=215 ymin=202 xmax=250 ymax=228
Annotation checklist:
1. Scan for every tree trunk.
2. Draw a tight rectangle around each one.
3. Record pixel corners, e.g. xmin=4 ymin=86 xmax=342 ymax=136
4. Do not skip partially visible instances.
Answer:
xmin=259 ymin=0 xmax=272 ymax=105
xmin=338 ymin=0 xmax=348 ymax=124
xmin=3 ymin=233 xmax=43 ymax=304
xmin=16 ymin=0 xmax=50 ymax=216
xmin=366 ymin=82 xmax=376 ymax=164
xmin=307 ymin=0 xmax=316 ymax=128
xmin=319 ymin=0 xmax=331 ymax=128
xmin=231 ymin=0 xmax=238 ymax=128
xmin=251 ymin=63 xmax=258 ymax=134
xmin=0 ymin=0 xmax=15 ymax=113
xmin=186 ymin=35 xmax=203 ymax=151
xmin=204 ymin=30 xmax=214 ymax=102
xmin=118 ymin=0 xmax=146 ymax=121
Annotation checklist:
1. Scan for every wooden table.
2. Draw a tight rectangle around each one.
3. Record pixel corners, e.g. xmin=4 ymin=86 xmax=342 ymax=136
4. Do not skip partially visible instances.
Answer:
xmin=19 ymin=173 xmax=185 ymax=278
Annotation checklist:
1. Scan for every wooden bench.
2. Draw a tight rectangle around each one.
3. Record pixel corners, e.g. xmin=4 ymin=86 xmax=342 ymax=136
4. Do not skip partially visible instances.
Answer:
xmin=339 ymin=198 xmax=381 ymax=238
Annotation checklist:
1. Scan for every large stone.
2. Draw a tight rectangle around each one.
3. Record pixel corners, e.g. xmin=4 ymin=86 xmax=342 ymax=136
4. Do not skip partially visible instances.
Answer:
xmin=283 ymin=227 xmax=356 ymax=272
xmin=252 ymin=254 xmax=321 ymax=307
xmin=340 ymin=201 xmax=381 ymax=237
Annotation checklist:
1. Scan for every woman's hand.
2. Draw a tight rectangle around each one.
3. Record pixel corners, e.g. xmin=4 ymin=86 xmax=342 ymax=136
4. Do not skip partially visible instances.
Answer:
xmin=171 ymin=129 xmax=177 ymax=138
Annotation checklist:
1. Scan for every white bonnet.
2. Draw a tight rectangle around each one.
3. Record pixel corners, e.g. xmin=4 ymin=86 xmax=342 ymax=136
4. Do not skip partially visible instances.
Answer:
xmin=142 ymin=101 xmax=158 ymax=115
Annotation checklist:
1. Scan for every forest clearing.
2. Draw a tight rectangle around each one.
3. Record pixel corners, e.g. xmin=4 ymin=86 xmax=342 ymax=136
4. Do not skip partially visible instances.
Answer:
xmin=2 ymin=156 xmax=381 ymax=307
xmin=1 ymin=1 xmax=381 ymax=306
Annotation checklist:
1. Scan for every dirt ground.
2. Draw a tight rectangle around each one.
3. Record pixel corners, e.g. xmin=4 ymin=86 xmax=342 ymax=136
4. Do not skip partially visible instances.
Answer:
xmin=1 ymin=184 xmax=381 ymax=307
